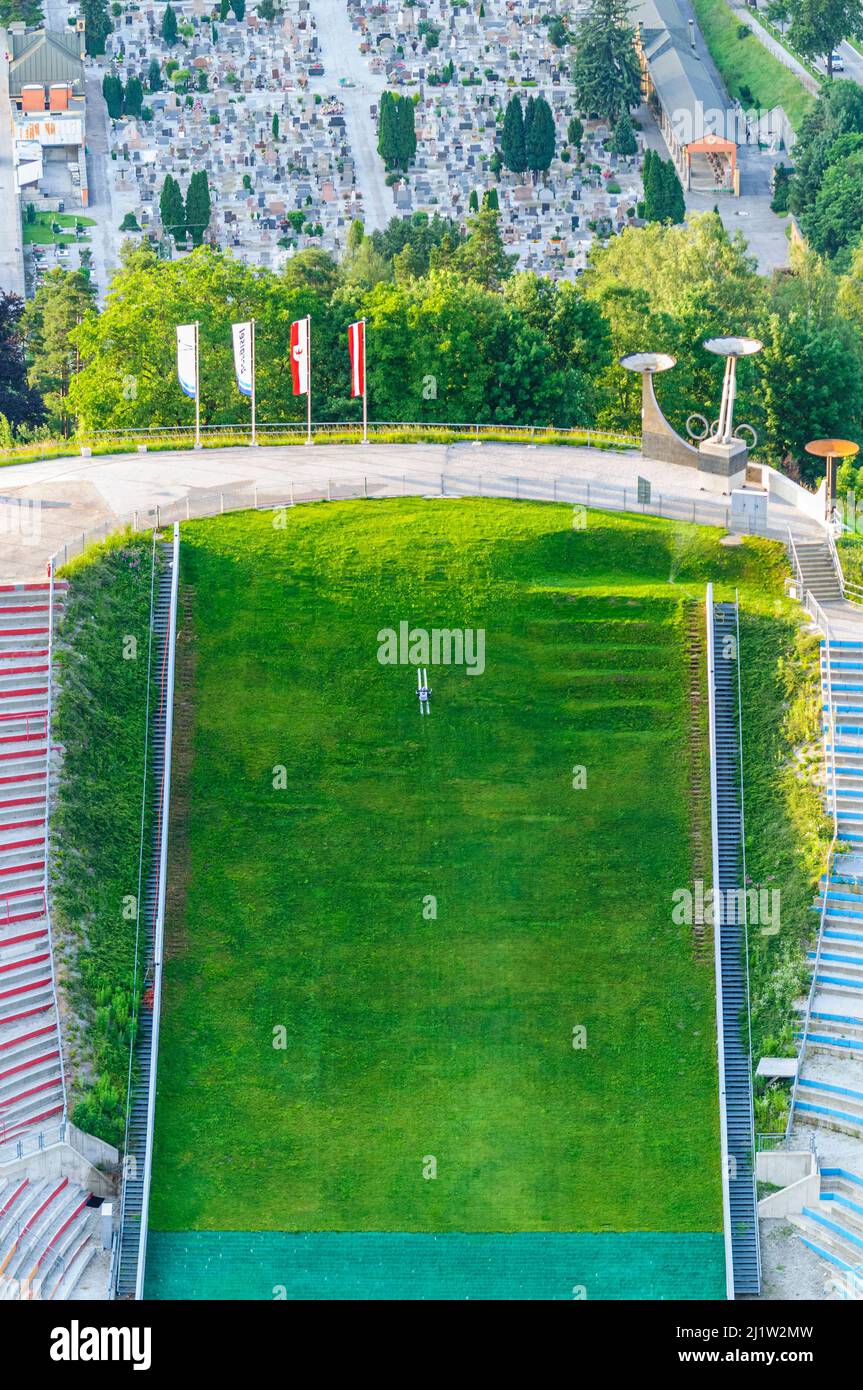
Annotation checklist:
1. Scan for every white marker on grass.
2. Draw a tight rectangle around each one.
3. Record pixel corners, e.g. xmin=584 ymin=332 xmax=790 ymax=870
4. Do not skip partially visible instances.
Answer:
xmin=417 ymin=667 xmax=431 ymax=716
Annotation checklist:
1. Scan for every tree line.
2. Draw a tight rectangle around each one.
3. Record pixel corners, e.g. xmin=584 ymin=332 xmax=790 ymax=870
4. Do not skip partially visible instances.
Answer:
xmin=3 ymin=208 xmax=862 ymax=477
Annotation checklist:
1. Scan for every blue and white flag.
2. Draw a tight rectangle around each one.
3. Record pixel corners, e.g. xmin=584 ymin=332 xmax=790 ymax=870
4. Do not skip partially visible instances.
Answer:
xmin=176 ymin=323 xmax=198 ymax=399
xmin=232 ymin=321 xmax=254 ymax=398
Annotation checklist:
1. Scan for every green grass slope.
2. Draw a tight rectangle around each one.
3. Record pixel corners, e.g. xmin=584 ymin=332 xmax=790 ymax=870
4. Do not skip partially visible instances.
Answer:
xmin=148 ymin=501 xmax=789 ymax=1235
xmin=691 ymin=0 xmax=816 ymax=132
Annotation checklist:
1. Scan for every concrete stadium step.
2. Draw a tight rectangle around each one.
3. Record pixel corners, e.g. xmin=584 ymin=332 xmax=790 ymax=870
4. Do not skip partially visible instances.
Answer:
xmin=0 ymin=958 xmax=54 ymax=1000
xmin=0 ymin=974 xmax=54 ymax=1028
xmin=819 ymin=1167 xmax=863 ymax=1205
xmin=0 ymin=1004 xmax=57 ymax=1051
xmin=796 ymin=1076 xmax=863 ymax=1137
xmin=793 ymin=1205 xmax=863 ymax=1272
xmin=792 ymin=1227 xmax=860 ymax=1289
xmin=0 ymin=1182 xmax=90 ymax=1298
xmin=820 ymin=932 xmax=863 ymax=959
xmin=0 ymin=583 xmax=66 ymax=600
xmin=0 ymin=880 xmax=45 ymax=912
xmin=0 ymin=1022 xmax=58 ymax=1067
xmin=817 ymin=1191 xmax=863 ymax=1245
xmin=825 ymin=748 xmax=863 ymax=771
xmin=799 ymin=1028 xmax=863 ymax=1059
xmin=47 ymin=1233 xmax=96 ymax=1301
xmin=0 ymin=834 xmax=44 ymax=863
xmin=0 ymin=1178 xmax=61 ymax=1267
xmin=0 ymin=1095 xmax=63 ymax=1147
xmin=0 ymin=841 xmax=44 ymax=872
xmin=1 ymin=1185 xmax=82 ymax=1286
xmin=821 ymin=906 xmax=863 ymax=930
xmin=0 ymin=731 xmax=47 ymax=758
xmin=0 ymin=670 xmax=49 ymax=695
xmin=810 ymin=946 xmax=863 ymax=989
xmin=0 ymin=799 xmax=46 ymax=832
xmin=0 ymin=1073 xmax=64 ymax=1137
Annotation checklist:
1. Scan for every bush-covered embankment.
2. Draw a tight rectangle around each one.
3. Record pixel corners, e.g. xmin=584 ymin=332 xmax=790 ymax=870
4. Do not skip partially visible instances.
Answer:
xmin=53 ymin=534 xmax=162 ymax=1148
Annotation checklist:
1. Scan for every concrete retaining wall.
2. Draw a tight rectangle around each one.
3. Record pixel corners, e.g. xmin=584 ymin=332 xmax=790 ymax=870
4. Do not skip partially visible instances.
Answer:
xmin=0 ymin=1127 xmax=119 ymax=1198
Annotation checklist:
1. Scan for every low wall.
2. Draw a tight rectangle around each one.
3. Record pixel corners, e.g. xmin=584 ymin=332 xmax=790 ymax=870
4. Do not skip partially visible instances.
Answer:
xmin=756 ymin=1149 xmax=815 ymax=1187
xmin=0 ymin=1136 xmax=118 ymax=1198
xmin=758 ymin=1171 xmax=820 ymax=1218
xmin=761 ymin=463 xmax=826 ymax=527
xmin=756 ymin=1150 xmax=818 ymax=1218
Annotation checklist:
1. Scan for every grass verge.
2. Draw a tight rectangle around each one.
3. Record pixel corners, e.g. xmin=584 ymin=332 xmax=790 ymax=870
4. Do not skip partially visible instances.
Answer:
xmin=739 ymin=607 xmax=828 ymax=1134
xmin=690 ymin=0 xmax=816 ymax=132
xmin=0 ymin=425 xmax=638 ymax=469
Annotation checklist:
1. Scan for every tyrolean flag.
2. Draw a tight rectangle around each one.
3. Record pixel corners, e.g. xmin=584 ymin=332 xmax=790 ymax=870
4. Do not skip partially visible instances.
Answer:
xmin=290 ymin=317 xmax=310 ymax=396
xmin=348 ymin=319 xmax=366 ymax=399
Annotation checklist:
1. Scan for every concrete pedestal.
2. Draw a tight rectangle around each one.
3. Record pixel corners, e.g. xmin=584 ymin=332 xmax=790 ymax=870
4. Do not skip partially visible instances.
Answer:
xmin=697 ymin=438 xmax=748 ymax=495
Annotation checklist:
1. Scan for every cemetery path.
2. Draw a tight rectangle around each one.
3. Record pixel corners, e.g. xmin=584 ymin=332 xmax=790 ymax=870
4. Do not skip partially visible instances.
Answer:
xmin=311 ymin=0 xmax=390 ymax=232
xmin=0 ymin=35 xmax=24 ymax=298
xmin=84 ymin=68 xmax=119 ymax=305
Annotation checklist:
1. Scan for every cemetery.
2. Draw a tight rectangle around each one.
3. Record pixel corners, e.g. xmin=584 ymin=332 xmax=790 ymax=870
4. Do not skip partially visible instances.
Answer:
xmin=95 ymin=0 xmax=647 ymax=278
xmin=102 ymin=1 xmax=362 ymax=266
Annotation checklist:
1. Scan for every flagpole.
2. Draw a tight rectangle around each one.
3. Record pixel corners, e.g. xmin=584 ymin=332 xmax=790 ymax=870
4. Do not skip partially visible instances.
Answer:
xmin=306 ymin=314 xmax=313 ymax=446
xmin=250 ymin=318 xmax=257 ymax=448
xmin=194 ymin=320 xmax=201 ymax=449
xmin=361 ymin=317 xmax=368 ymax=446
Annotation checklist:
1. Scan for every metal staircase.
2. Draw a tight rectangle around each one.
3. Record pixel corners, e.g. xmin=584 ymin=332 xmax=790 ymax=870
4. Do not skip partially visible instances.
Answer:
xmin=114 ymin=528 xmax=179 ymax=1298
xmin=708 ymin=596 xmax=761 ymax=1296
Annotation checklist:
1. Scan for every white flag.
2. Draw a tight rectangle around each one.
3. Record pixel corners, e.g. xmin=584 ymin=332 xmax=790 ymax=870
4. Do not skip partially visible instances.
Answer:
xmin=232 ymin=321 xmax=254 ymax=397
xmin=176 ymin=323 xmax=198 ymax=399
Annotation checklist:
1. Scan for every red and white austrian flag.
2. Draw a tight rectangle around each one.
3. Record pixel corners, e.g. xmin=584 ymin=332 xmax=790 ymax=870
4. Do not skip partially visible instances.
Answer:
xmin=348 ymin=319 xmax=366 ymax=399
xmin=290 ymin=317 xmax=310 ymax=396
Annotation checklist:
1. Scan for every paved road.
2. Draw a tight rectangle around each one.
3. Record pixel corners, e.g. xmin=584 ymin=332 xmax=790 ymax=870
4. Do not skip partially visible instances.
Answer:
xmin=0 ymin=33 xmax=24 ymax=297
xmin=83 ymin=69 xmax=118 ymax=304
xmin=311 ymin=0 xmax=390 ymax=233
xmin=0 ymin=439 xmax=823 ymax=580
xmin=827 ymin=40 xmax=863 ymax=86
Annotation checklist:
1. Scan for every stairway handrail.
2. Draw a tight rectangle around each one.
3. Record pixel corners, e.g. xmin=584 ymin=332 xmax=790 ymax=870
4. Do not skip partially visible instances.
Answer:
xmin=786 ymin=591 xmax=839 ymax=1140
xmin=827 ymin=529 xmax=863 ymax=607
xmin=134 ymin=522 xmax=180 ymax=1301
xmin=734 ymin=591 xmax=762 ymax=1288
xmin=728 ymin=592 xmax=755 ymax=1284
xmin=116 ymin=529 xmax=159 ymax=1273
xmin=706 ymin=584 xmax=736 ymax=1301
xmin=826 ymin=528 xmax=847 ymax=599
xmin=787 ymin=527 xmax=805 ymax=592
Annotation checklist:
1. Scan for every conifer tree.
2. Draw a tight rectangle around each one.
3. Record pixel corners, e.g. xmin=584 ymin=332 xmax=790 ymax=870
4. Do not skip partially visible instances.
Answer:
xmin=501 ymin=95 xmax=527 ymax=174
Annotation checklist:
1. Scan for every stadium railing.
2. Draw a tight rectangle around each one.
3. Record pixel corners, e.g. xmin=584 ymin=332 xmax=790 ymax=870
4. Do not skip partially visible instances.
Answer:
xmin=49 ymin=471 xmax=778 ymax=574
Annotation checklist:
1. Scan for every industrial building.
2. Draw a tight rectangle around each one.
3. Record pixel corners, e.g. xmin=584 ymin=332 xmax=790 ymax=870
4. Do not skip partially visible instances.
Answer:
xmin=7 ymin=24 xmax=89 ymax=207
